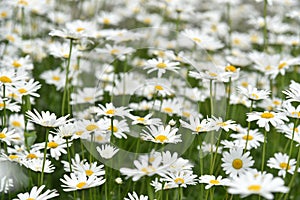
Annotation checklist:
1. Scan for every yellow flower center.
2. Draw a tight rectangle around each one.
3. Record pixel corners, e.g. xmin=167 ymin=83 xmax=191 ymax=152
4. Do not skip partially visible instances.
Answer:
xmin=95 ymin=135 xmax=104 ymax=142
xmin=103 ymin=18 xmax=111 ymax=25
xmin=9 ymin=155 xmax=19 ymax=160
xmin=174 ymin=177 xmax=185 ymax=184
xmin=106 ymin=109 xmax=115 ymax=115
xmin=12 ymin=121 xmax=22 ymax=127
xmin=279 ymin=162 xmax=291 ymax=170
xmin=233 ymin=38 xmax=241 ymax=45
xmin=209 ymin=72 xmax=217 ymax=77
xmin=156 ymin=62 xmax=167 ymax=69
xmin=76 ymin=182 xmax=86 ymax=189
xmin=225 ymin=65 xmax=237 ymax=72
xmin=232 ymin=158 xmax=243 ymax=169
xmin=273 ymin=100 xmax=281 ymax=105
xmin=155 ymin=135 xmax=168 ymax=143
xmin=12 ymin=60 xmax=22 ymax=68
xmin=242 ymin=135 xmax=253 ymax=140
xmin=0 ymin=133 xmax=6 ymax=139
xmin=265 ymin=65 xmax=272 ymax=71
xmin=6 ymin=35 xmax=15 ymax=42
xmin=18 ymin=88 xmax=27 ymax=94
xmin=110 ymin=49 xmax=119 ymax=55
xmin=86 ymin=124 xmax=98 ymax=131
xmin=0 ymin=103 xmax=4 ymax=107
xmin=195 ymin=126 xmax=202 ymax=132
xmin=75 ymin=131 xmax=84 ymax=136
xmin=241 ymin=82 xmax=248 ymax=87
xmin=278 ymin=62 xmax=287 ymax=70
xmin=26 ymin=153 xmax=38 ymax=159
xmin=182 ymin=111 xmax=190 ymax=118
xmin=143 ymin=18 xmax=151 ymax=24
xmin=0 ymin=76 xmax=12 ymax=83
xmin=137 ymin=117 xmax=145 ymax=122
xmin=18 ymin=0 xmax=28 ymax=6
xmin=209 ymin=179 xmax=220 ymax=185
xmin=217 ymin=122 xmax=227 ymax=127
xmin=85 ymin=169 xmax=94 ymax=176
xmin=247 ymin=184 xmax=261 ymax=192
xmin=192 ymin=37 xmax=201 ymax=43
xmin=108 ymin=126 xmax=118 ymax=132
xmin=52 ymin=76 xmax=60 ymax=81
xmin=26 ymin=198 xmax=35 ymax=200
xmin=261 ymin=112 xmax=274 ymax=119
xmin=0 ymin=12 xmax=7 ymax=18
xmin=47 ymin=141 xmax=59 ymax=148
xmin=163 ymin=107 xmax=173 ymax=113
xmin=141 ymin=166 xmax=155 ymax=174
xmin=83 ymin=97 xmax=93 ymax=102
xmin=76 ymin=27 xmax=85 ymax=32
xmin=295 ymin=128 xmax=299 ymax=133
xmin=155 ymin=85 xmax=164 ymax=90
xmin=291 ymin=111 xmax=300 ymax=117
xmin=63 ymin=53 xmax=70 ymax=58
xmin=251 ymin=93 xmax=259 ymax=99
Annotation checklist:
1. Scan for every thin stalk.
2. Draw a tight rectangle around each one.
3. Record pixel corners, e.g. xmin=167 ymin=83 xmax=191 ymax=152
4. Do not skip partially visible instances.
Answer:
xmin=2 ymin=85 xmax=7 ymax=128
xmin=225 ymin=78 xmax=232 ymax=120
xmin=40 ymin=128 xmax=50 ymax=186
xmin=261 ymin=129 xmax=267 ymax=172
xmin=61 ymin=38 xmax=73 ymax=116
xmin=209 ymin=80 xmax=214 ymax=117
xmin=244 ymin=100 xmax=254 ymax=153
xmin=66 ymin=137 xmax=72 ymax=172
xmin=211 ymin=130 xmax=223 ymax=174
xmin=226 ymin=3 xmax=232 ymax=50
xmin=263 ymin=0 xmax=268 ymax=51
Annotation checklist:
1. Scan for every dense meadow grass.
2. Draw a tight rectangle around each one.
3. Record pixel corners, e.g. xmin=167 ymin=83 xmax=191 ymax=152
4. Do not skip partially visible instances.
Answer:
xmin=1 ymin=0 xmax=300 ymax=199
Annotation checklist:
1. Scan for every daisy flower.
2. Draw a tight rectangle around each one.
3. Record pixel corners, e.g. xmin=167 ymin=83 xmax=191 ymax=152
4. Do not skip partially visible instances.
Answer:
xmin=105 ymin=118 xmax=129 ymax=139
xmin=221 ymin=147 xmax=254 ymax=177
xmin=200 ymin=142 xmax=223 ymax=154
xmin=96 ymin=103 xmax=132 ymax=118
xmin=180 ymin=115 xmax=212 ymax=134
xmin=199 ymin=175 xmax=230 ymax=189
xmin=12 ymin=79 xmax=41 ymax=98
xmin=96 ymin=44 xmax=135 ymax=59
xmin=0 ymin=176 xmax=13 ymax=194
xmin=51 ymin=123 xmax=75 ymax=139
xmin=26 ymin=109 xmax=72 ymax=128
xmin=230 ymin=129 xmax=264 ymax=150
xmin=13 ymin=185 xmax=59 ymax=200
xmin=73 ymin=161 xmax=105 ymax=178
xmin=143 ymin=57 xmax=180 ymax=78
xmin=281 ymin=101 xmax=300 ymax=119
xmin=60 ymin=172 xmax=105 ymax=192
xmin=124 ymin=191 xmax=149 ymax=200
xmin=237 ymin=85 xmax=270 ymax=101
xmin=2 ymin=55 xmax=33 ymax=71
xmin=141 ymin=125 xmax=181 ymax=144
xmin=277 ymin=123 xmax=300 ymax=144
xmin=158 ymin=98 xmax=182 ymax=116
xmin=160 ymin=170 xmax=198 ymax=188
xmin=40 ymin=68 xmax=65 ymax=91
xmin=0 ymin=128 xmax=20 ymax=146
xmin=26 ymin=158 xmax=55 ymax=173
xmin=267 ymin=152 xmax=296 ymax=178
xmin=208 ymin=116 xmax=237 ymax=132
xmin=0 ymin=69 xmax=27 ymax=87
xmin=97 ymin=11 xmax=121 ymax=26
xmin=129 ymin=113 xmax=162 ymax=126
xmin=227 ymin=171 xmax=289 ymax=199
xmin=8 ymin=114 xmax=34 ymax=131
xmin=247 ymin=111 xmax=289 ymax=131
xmin=282 ymin=80 xmax=300 ymax=102
xmin=96 ymin=144 xmax=119 ymax=159
xmin=70 ymin=87 xmax=103 ymax=105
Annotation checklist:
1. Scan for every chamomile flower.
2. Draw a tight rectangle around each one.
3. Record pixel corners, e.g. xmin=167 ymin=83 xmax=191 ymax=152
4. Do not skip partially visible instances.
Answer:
xmin=51 ymin=123 xmax=75 ymax=139
xmin=227 ymin=171 xmax=289 ymax=199
xmin=199 ymin=175 xmax=230 ymax=189
xmin=60 ymin=172 xmax=105 ymax=192
xmin=96 ymin=44 xmax=135 ymax=60
xmin=267 ymin=152 xmax=296 ymax=178
xmin=70 ymin=87 xmax=103 ymax=105
xmin=96 ymin=144 xmax=119 ymax=159
xmin=12 ymin=79 xmax=41 ymax=98
xmin=180 ymin=115 xmax=211 ymax=134
xmin=13 ymin=185 xmax=59 ymax=200
xmin=143 ymin=57 xmax=180 ymax=78
xmin=129 ymin=113 xmax=162 ymax=126
xmin=96 ymin=103 xmax=132 ymax=118
xmin=2 ymin=55 xmax=33 ymax=71
xmin=105 ymin=118 xmax=130 ymax=139
xmin=8 ymin=114 xmax=34 ymax=131
xmin=237 ymin=85 xmax=270 ymax=101
xmin=221 ymin=147 xmax=254 ymax=177
xmin=0 ymin=68 xmax=27 ymax=87
xmin=158 ymin=98 xmax=182 ymax=116
xmin=40 ymin=69 xmax=65 ymax=91
xmin=200 ymin=142 xmax=223 ymax=154
xmin=208 ymin=116 xmax=237 ymax=132
xmin=277 ymin=123 xmax=300 ymax=144
xmin=124 ymin=191 xmax=149 ymax=200
xmin=230 ymin=129 xmax=264 ymax=150
xmin=281 ymin=101 xmax=300 ymax=119
xmin=0 ymin=128 xmax=20 ymax=145
xmin=26 ymin=109 xmax=72 ymax=128
xmin=160 ymin=170 xmax=198 ymax=188
xmin=141 ymin=125 xmax=181 ymax=144
xmin=27 ymin=158 xmax=55 ymax=173
xmin=282 ymin=81 xmax=300 ymax=102
xmin=73 ymin=161 xmax=105 ymax=178
xmin=247 ymin=111 xmax=289 ymax=131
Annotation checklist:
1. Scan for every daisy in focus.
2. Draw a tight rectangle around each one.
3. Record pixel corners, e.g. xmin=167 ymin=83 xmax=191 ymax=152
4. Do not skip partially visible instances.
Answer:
xmin=199 ymin=175 xmax=230 ymax=189
xmin=13 ymin=185 xmax=59 ymax=200
xmin=247 ymin=111 xmax=288 ymax=131
xmin=143 ymin=57 xmax=180 ymax=78
xmin=267 ymin=152 xmax=296 ymax=178
xmin=141 ymin=125 xmax=182 ymax=144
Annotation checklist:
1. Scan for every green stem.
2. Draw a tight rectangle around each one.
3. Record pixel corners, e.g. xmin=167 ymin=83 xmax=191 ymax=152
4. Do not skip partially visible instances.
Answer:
xmin=211 ymin=130 xmax=223 ymax=174
xmin=263 ymin=0 xmax=268 ymax=51
xmin=66 ymin=137 xmax=72 ymax=173
xmin=2 ymin=85 xmax=7 ymax=128
xmin=209 ymin=80 xmax=214 ymax=117
xmin=244 ymin=100 xmax=254 ymax=153
xmin=40 ymin=128 xmax=49 ymax=186
xmin=261 ymin=129 xmax=267 ymax=172
xmin=61 ymin=38 xmax=73 ymax=116
xmin=225 ymin=78 xmax=232 ymax=120
xmin=226 ymin=3 xmax=232 ymax=50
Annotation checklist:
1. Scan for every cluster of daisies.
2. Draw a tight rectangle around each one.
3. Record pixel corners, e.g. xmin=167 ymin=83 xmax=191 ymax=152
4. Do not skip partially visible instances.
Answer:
xmin=1 ymin=0 xmax=300 ymax=199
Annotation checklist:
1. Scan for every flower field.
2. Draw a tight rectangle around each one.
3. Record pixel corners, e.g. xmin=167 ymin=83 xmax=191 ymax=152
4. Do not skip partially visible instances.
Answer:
xmin=1 ymin=0 xmax=300 ymax=199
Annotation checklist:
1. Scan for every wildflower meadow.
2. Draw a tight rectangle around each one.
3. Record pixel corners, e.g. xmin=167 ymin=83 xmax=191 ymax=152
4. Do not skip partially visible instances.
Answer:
xmin=1 ymin=0 xmax=300 ymax=199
